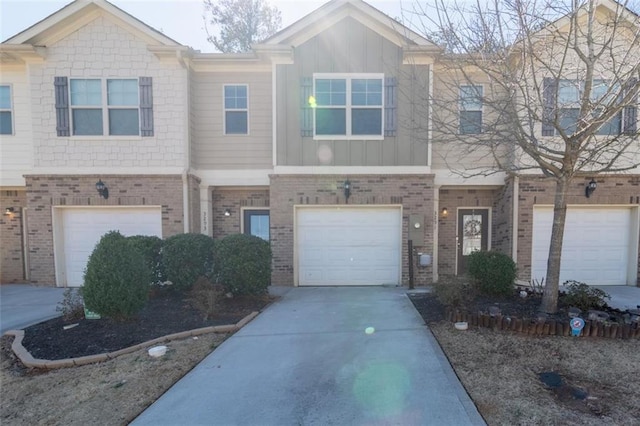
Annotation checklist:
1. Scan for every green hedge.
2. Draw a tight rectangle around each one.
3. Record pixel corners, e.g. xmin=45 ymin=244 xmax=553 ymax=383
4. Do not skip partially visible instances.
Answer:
xmin=162 ymin=233 xmax=215 ymax=291
xmin=127 ymin=235 xmax=164 ymax=283
xmin=467 ymin=250 xmax=516 ymax=297
xmin=213 ymin=234 xmax=271 ymax=296
xmin=83 ymin=231 xmax=149 ymax=320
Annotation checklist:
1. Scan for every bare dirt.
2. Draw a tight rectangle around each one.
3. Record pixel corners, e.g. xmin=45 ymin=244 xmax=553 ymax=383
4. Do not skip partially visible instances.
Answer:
xmin=410 ymin=293 xmax=640 ymax=426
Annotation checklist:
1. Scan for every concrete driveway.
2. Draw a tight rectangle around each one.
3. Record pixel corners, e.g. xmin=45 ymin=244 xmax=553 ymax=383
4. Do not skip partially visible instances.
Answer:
xmin=0 ymin=284 xmax=65 ymax=334
xmin=133 ymin=287 xmax=485 ymax=425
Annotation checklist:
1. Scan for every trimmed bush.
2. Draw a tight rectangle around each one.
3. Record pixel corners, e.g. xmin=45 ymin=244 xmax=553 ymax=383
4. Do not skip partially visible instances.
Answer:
xmin=162 ymin=233 xmax=215 ymax=291
xmin=213 ymin=234 xmax=271 ymax=296
xmin=433 ymin=276 xmax=475 ymax=307
xmin=467 ymin=250 xmax=516 ymax=296
xmin=83 ymin=231 xmax=149 ymax=320
xmin=562 ymin=280 xmax=610 ymax=312
xmin=127 ymin=235 xmax=164 ymax=283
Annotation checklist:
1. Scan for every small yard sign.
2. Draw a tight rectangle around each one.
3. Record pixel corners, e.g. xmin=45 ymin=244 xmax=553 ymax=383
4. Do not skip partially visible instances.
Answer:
xmin=84 ymin=307 xmax=101 ymax=320
xmin=570 ymin=318 xmax=585 ymax=336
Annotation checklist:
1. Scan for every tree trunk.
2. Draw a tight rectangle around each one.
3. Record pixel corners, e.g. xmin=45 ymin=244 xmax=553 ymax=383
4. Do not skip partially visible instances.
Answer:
xmin=540 ymin=176 xmax=570 ymax=314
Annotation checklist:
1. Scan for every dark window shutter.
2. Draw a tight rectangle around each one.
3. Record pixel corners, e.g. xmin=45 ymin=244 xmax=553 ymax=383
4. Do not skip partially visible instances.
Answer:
xmin=54 ymin=77 xmax=70 ymax=136
xmin=300 ymin=77 xmax=313 ymax=137
xmin=139 ymin=77 xmax=154 ymax=137
xmin=542 ymin=77 xmax=557 ymax=136
xmin=384 ymin=77 xmax=397 ymax=137
xmin=623 ymin=77 xmax=637 ymax=135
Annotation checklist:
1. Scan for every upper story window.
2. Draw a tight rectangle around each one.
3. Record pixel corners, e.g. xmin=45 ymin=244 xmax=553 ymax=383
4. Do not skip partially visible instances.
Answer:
xmin=0 ymin=85 xmax=13 ymax=135
xmin=557 ymin=79 xmax=620 ymax=135
xmin=224 ymin=85 xmax=248 ymax=135
xmin=313 ymin=74 xmax=384 ymax=139
xmin=55 ymin=76 xmax=153 ymax=137
xmin=70 ymin=79 xmax=139 ymax=136
xmin=459 ymin=85 xmax=483 ymax=134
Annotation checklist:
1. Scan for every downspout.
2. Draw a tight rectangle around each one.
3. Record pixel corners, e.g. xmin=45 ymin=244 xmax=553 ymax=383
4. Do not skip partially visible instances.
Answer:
xmin=512 ymin=176 xmax=519 ymax=263
xmin=182 ymin=171 xmax=190 ymax=233
xmin=179 ymin=49 xmax=191 ymax=234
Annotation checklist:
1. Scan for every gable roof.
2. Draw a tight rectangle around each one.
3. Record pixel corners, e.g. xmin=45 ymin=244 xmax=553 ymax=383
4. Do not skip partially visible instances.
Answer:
xmin=257 ymin=0 xmax=438 ymax=51
xmin=3 ymin=0 xmax=181 ymax=47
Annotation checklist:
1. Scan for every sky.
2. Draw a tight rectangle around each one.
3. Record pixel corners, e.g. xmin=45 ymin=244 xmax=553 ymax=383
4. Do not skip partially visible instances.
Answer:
xmin=0 ymin=0 xmax=415 ymax=52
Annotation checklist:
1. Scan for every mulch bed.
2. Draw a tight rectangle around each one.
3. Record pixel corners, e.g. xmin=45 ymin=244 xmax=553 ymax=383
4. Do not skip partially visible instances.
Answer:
xmin=21 ymin=291 xmax=272 ymax=360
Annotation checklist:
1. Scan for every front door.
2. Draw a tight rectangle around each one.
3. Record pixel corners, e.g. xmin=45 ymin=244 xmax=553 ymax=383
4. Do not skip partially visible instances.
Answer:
xmin=457 ymin=209 xmax=489 ymax=275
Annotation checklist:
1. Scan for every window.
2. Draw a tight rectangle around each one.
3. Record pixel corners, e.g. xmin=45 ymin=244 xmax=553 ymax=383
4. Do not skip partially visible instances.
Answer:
xmin=555 ymin=79 xmax=621 ymax=136
xmin=70 ymin=78 xmax=140 ymax=136
xmin=0 ymin=85 xmax=13 ymax=135
xmin=224 ymin=85 xmax=248 ymax=135
xmin=459 ymin=85 xmax=483 ymax=134
xmin=243 ymin=209 xmax=269 ymax=241
xmin=313 ymin=74 xmax=383 ymax=139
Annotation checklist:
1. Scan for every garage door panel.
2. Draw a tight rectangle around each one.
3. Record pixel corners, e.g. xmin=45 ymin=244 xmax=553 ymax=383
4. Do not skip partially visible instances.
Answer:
xmin=58 ymin=207 xmax=162 ymax=287
xmin=297 ymin=207 xmax=401 ymax=286
xmin=532 ymin=207 xmax=632 ymax=286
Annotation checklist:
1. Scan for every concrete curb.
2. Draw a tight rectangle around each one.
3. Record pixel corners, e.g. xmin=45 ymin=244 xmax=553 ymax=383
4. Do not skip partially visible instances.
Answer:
xmin=3 ymin=311 xmax=260 ymax=370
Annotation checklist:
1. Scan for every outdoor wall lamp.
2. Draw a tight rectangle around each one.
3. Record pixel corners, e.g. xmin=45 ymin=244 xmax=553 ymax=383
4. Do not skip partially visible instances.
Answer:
xmin=224 ymin=209 xmax=231 ymax=217
xmin=585 ymin=179 xmax=597 ymax=198
xmin=4 ymin=207 xmax=14 ymax=215
xmin=441 ymin=207 xmax=449 ymax=217
xmin=343 ymin=180 xmax=351 ymax=201
xmin=95 ymin=179 xmax=109 ymax=199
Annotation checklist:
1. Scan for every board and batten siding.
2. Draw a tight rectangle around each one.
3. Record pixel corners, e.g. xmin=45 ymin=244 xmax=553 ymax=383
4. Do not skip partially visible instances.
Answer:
xmin=191 ymin=71 xmax=272 ymax=170
xmin=276 ymin=17 xmax=430 ymax=167
xmin=0 ymin=68 xmax=33 ymax=186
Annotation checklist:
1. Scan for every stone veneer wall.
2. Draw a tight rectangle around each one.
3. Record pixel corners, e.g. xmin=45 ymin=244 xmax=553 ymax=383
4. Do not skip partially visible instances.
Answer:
xmin=0 ymin=190 xmax=27 ymax=282
xmin=25 ymin=175 xmax=185 ymax=285
xmin=211 ymin=188 xmax=270 ymax=239
xmin=437 ymin=188 xmax=502 ymax=277
xmin=270 ymin=174 xmax=435 ymax=287
xmin=516 ymin=175 xmax=640 ymax=285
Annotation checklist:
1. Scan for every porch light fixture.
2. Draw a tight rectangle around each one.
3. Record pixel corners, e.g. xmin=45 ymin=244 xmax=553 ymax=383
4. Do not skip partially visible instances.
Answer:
xmin=224 ymin=209 xmax=231 ymax=217
xmin=343 ymin=180 xmax=351 ymax=201
xmin=95 ymin=179 xmax=109 ymax=199
xmin=585 ymin=179 xmax=597 ymax=198
xmin=441 ymin=207 xmax=449 ymax=217
xmin=4 ymin=207 xmax=14 ymax=215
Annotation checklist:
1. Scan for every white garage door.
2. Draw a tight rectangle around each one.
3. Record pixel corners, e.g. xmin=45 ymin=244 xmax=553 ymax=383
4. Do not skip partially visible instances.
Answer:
xmin=56 ymin=207 xmax=162 ymax=287
xmin=532 ymin=207 xmax=632 ymax=285
xmin=296 ymin=207 xmax=401 ymax=286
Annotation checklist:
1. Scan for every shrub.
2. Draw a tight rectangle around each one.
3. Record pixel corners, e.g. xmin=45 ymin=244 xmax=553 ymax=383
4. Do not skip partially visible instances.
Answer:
xmin=467 ymin=250 xmax=517 ymax=296
xmin=562 ymin=280 xmax=610 ymax=312
xmin=127 ymin=235 xmax=164 ymax=283
xmin=432 ymin=276 xmax=475 ymax=307
xmin=189 ymin=277 xmax=225 ymax=320
xmin=162 ymin=233 xmax=215 ymax=292
xmin=213 ymin=234 xmax=271 ymax=296
xmin=82 ymin=231 xmax=149 ymax=320
xmin=56 ymin=288 xmax=85 ymax=322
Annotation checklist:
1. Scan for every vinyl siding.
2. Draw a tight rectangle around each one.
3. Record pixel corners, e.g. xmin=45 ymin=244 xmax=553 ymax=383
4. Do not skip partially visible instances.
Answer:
xmin=276 ymin=17 xmax=430 ymax=167
xmin=192 ymin=71 xmax=272 ymax=170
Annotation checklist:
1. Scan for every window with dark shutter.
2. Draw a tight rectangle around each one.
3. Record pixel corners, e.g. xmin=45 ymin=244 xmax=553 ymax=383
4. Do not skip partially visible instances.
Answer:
xmin=542 ymin=77 xmax=556 ymax=136
xmin=623 ymin=77 xmax=638 ymax=135
xmin=54 ymin=77 xmax=70 ymax=136
xmin=384 ymin=77 xmax=397 ymax=137
xmin=139 ymin=77 xmax=154 ymax=137
xmin=300 ymin=77 xmax=313 ymax=137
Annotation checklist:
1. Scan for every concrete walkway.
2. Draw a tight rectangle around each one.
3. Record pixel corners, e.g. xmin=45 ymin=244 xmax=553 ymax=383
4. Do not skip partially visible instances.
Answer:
xmin=0 ymin=284 xmax=65 ymax=334
xmin=133 ymin=287 xmax=485 ymax=425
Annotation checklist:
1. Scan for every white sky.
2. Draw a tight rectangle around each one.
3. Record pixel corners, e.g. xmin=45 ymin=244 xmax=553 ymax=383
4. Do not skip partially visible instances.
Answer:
xmin=0 ymin=0 xmax=416 ymax=52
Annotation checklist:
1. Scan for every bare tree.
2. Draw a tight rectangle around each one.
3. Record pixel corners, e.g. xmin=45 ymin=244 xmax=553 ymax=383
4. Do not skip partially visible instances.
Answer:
xmin=203 ymin=0 xmax=282 ymax=53
xmin=409 ymin=0 xmax=639 ymax=313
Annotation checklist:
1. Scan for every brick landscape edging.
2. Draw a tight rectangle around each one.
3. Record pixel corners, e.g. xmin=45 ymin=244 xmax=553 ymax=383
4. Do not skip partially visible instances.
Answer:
xmin=3 ymin=311 xmax=260 ymax=369
xmin=446 ymin=309 xmax=640 ymax=339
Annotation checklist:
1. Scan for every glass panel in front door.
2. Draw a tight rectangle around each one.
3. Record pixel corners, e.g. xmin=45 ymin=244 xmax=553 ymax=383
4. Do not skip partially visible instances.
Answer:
xmin=462 ymin=213 xmax=483 ymax=255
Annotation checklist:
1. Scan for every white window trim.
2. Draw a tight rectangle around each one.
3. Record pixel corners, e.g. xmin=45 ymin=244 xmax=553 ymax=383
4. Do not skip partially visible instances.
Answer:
xmin=223 ymin=84 xmax=250 ymax=136
xmin=459 ymin=84 xmax=484 ymax=135
xmin=69 ymin=78 xmax=141 ymax=137
xmin=313 ymin=73 xmax=384 ymax=141
xmin=0 ymin=84 xmax=14 ymax=136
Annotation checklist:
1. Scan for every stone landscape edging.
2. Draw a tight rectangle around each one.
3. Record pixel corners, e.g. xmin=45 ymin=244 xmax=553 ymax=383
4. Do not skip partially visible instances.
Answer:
xmin=4 ymin=311 xmax=260 ymax=369
xmin=446 ymin=308 xmax=640 ymax=339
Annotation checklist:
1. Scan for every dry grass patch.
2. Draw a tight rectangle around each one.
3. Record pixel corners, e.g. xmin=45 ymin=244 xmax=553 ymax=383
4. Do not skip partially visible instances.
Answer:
xmin=430 ymin=322 xmax=640 ymax=426
xmin=1 ymin=333 xmax=228 ymax=425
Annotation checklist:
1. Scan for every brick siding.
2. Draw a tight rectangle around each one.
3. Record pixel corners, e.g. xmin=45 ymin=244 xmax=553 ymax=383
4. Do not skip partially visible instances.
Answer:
xmin=188 ymin=175 xmax=201 ymax=234
xmin=0 ymin=190 xmax=27 ymax=282
xmin=270 ymin=174 xmax=435 ymax=287
xmin=516 ymin=175 xmax=640 ymax=285
xmin=24 ymin=175 xmax=185 ymax=285
xmin=211 ymin=188 xmax=270 ymax=239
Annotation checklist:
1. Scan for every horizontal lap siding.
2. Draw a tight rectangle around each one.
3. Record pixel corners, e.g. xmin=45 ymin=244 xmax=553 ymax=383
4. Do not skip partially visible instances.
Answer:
xmin=192 ymin=72 xmax=272 ymax=170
